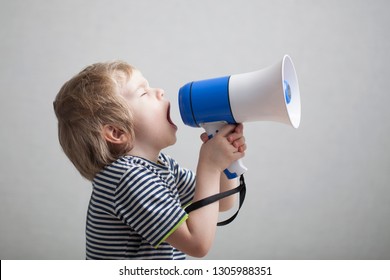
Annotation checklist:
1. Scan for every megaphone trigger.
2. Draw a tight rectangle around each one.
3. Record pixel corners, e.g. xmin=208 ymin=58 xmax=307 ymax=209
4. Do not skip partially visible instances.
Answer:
xmin=201 ymin=121 xmax=226 ymax=139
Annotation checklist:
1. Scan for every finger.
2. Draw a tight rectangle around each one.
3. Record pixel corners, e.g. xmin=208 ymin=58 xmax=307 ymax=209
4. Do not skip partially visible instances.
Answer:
xmin=227 ymin=127 xmax=244 ymax=142
xmin=232 ymin=136 xmax=246 ymax=148
xmin=200 ymin=132 xmax=209 ymax=143
xmin=234 ymin=123 xmax=244 ymax=134
xmin=228 ymin=133 xmax=242 ymax=143
xmin=216 ymin=124 xmax=237 ymax=137
xmin=237 ymin=143 xmax=247 ymax=153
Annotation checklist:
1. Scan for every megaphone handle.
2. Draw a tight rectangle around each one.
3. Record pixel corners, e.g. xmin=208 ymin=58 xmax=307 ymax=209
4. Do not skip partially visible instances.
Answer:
xmin=201 ymin=122 xmax=248 ymax=180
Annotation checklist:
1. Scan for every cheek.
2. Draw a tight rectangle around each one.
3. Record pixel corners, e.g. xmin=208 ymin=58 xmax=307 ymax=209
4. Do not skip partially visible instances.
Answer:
xmin=133 ymin=110 xmax=160 ymax=131
xmin=131 ymin=101 xmax=166 ymax=130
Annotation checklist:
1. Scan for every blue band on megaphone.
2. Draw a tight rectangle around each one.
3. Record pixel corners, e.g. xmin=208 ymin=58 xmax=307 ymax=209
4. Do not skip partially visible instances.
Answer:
xmin=178 ymin=82 xmax=197 ymax=127
xmin=178 ymin=76 xmax=236 ymax=127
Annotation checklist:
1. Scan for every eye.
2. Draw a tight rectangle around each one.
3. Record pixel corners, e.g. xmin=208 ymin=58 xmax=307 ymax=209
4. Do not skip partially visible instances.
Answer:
xmin=141 ymin=92 xmax=147 ymax=97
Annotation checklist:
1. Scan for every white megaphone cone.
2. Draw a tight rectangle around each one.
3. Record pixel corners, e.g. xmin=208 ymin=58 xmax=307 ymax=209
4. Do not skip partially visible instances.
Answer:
xmin=178 ymin=55 xmax=301 ymax=179
xmin=230 ymin=55 xmax=301 ymax=128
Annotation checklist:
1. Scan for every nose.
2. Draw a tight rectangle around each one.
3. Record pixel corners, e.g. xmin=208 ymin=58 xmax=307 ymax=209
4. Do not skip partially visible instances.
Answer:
xmin=156 ymin=88 xmax=165 ymax=100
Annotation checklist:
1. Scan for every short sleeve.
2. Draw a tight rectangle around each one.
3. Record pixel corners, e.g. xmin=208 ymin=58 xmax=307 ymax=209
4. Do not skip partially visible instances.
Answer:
xmin=161 ymin=153 xmax=195 ymax=207
xmin=175 ymin=166 xmax=195 ymax=207
xmin=114 ymin=165 xmax=188 ymax=247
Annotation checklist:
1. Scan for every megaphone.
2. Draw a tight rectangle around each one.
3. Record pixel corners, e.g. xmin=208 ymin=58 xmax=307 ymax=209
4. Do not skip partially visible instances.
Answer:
xmin=178 ymin=54 xmax=301 ymax=179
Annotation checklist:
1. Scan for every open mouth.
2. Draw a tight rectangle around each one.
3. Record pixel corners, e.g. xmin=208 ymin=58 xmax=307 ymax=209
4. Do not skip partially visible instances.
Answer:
xmin=167 ymin=103 xmax=177 ymax=129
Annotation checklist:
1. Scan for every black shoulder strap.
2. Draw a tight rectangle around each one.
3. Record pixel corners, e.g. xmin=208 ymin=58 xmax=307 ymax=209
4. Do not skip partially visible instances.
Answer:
xmin=185 ymin=175 xmax=246 ymax=226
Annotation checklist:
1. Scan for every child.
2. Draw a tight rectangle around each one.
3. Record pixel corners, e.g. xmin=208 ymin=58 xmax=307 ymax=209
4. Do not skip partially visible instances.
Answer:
xmin=53 ymin=61 xmax=246 ymax=259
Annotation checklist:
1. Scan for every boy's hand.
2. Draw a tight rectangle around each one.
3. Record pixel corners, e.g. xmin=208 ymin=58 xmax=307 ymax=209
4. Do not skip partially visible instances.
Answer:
xmin=227 ymin=123 xmax=246 ymax=153
xmin=200 ymin=123 xmax=246 ymax=152
xmin=199 ymin=123 xmax=246 ymax=172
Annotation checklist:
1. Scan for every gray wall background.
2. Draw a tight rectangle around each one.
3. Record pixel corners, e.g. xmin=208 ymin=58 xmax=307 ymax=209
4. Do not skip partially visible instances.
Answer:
xmin=1 ymin=0 xmax=389 ymax=259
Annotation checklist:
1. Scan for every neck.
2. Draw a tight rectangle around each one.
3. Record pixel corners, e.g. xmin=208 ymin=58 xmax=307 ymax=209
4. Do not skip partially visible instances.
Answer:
xmin=128 ymin=146 xmax=160 ymax=163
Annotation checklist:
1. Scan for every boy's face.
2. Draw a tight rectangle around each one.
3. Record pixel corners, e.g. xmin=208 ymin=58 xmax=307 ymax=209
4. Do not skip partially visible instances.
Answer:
xmin=121 ymin=70 xmax=178 ymax=157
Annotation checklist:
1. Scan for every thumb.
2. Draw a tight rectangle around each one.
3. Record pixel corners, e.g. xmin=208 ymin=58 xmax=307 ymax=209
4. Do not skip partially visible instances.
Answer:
xmin=200 ymin=132 xmax=209 ymax=143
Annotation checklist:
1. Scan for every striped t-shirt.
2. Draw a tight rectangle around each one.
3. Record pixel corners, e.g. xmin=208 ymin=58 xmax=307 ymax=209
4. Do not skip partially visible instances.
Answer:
xmin=86 ymin=153 xmax=195 ymax=259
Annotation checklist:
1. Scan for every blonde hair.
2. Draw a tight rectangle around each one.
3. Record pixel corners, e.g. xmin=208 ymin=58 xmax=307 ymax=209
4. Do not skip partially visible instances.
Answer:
xmin=53 ymin=61 xmax=135 ymax=181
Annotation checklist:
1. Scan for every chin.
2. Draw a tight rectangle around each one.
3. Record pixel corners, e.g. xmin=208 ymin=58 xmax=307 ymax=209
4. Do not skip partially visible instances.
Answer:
xmin=162 ymin=132 xmax=177 ymax=148
xmin=169 ymin=135 xmax=177 ymax=146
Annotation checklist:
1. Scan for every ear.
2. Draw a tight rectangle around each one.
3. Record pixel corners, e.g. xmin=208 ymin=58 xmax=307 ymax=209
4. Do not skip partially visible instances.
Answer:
xmin=102 ymin=125 xmax=129 ymax=145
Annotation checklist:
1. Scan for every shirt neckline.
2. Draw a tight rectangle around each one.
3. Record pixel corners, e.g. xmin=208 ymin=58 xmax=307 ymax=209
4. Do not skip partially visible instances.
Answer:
xmin=123 ymin=154 xmax=169 ymax=170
